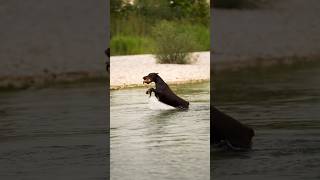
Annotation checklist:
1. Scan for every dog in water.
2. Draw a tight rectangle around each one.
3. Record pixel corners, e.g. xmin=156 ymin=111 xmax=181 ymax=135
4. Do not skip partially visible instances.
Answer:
xmin=143 ymin=73 xmax=189 ymax=110
xmin=212 ymin=106 xmax=255 ymax=150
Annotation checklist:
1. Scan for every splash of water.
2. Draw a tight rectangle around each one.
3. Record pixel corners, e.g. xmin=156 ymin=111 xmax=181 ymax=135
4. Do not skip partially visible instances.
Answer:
xmin=148 ymin=95 xmax=175 ymax=110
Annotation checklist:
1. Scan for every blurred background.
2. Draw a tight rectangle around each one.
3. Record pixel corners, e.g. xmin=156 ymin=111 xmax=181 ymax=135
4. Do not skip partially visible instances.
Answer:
xmin=212 ymin=0 xmax=320 ymax=179
xmin=0 ymin=1 xmax=108 ymax=179
xmin=0 ymin=0 xmax=107 ymax=90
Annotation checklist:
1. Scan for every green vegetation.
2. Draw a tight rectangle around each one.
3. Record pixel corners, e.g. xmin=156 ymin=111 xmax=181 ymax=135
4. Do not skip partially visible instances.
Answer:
xmin=152 ymin=21 xmax=200 ymax=64
xmin=110 ymin=0 xmax=210 ymax=62
xmin=110 ymin=35 xmax=154 ymax=55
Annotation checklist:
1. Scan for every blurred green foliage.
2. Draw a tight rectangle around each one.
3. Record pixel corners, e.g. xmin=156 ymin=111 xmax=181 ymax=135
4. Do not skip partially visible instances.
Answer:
xmin=152 ymin=21 xmax=200 ymax=64
xmin=110 ymin=0 xmax=210 ymax=57
xmin=110 ymin=35 xmax=154 ymax=55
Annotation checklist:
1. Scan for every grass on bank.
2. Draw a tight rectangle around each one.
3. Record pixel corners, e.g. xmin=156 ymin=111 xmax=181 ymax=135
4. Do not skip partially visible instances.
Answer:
xmin=110 ymin=19 xmax=210 ymax=58
xmin=110 ymin=35 xmax=155 ymax=55
xmin=152 ymin=21 xmax=206 ymax=64
xmin=110 ymin=0 xmax=210 ymax=63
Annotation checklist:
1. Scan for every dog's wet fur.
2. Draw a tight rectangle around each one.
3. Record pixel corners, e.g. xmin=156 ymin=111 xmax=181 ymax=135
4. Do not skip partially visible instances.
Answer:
xmin=212 ymin=106 xmax=255 ymax=151
xmin=143 ymin=73 xmax=189 ymax=110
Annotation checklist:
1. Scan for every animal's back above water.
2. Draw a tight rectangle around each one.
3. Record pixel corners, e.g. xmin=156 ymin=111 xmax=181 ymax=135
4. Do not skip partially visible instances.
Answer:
xmin=156 ymin=86 xmax=189 ymax=109
xmin=212 ymin=106 xmax=254 ymax=150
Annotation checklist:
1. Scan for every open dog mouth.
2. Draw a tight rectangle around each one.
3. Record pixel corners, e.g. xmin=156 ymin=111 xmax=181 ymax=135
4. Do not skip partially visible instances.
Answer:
xmin=143 ymin=76 xmax=152 ymax=84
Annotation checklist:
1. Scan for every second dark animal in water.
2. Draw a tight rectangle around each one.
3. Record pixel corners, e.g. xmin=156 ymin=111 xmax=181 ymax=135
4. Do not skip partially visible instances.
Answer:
xmin=212 ymin=106 xmax=255 ymax=150
xmin=105 ymin=48 xmax=110 ymax=71
xmin=143 ymin=73 xmax=189 ymax=110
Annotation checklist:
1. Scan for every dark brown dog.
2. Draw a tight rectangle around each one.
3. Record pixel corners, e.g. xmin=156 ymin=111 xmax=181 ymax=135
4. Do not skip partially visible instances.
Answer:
xmin=212 ymin=106 xmax=254 ymax=150
xmin=105 ymin=48 xmax=110 ymax=71
xmin=143 ymin=73 xmax=189 ymax=109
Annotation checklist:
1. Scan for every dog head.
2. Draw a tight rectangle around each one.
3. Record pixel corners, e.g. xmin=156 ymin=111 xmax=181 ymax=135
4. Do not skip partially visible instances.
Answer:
xmin=143 ymin=73 xmax=159 ymax=84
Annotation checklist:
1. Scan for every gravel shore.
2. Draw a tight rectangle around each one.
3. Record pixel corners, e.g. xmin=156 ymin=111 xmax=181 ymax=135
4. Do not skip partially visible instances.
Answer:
xmin=110 ymin=52 xmax=210 ymax=89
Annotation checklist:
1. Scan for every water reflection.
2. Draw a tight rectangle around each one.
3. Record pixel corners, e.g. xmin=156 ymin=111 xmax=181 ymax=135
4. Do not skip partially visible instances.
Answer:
xmin=213 ymin=63 xmax=320 ymax=179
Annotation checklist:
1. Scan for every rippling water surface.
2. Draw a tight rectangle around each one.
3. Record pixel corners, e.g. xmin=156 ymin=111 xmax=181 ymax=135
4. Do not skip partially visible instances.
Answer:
xmin=213 ymin=63 xmax=320 ymax=180
xmin=111 ymin=82 xmax=210 ymax=180
xmin=0 ymin=83 xmax=107 ymax=179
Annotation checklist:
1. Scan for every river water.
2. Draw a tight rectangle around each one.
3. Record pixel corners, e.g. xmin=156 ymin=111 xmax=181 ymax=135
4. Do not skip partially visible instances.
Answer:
xmin=110 ymin=82 xmax=210 ymax=180
xmin=2 ymin=62 xmax=318 ymax=179
xmin=0 ymin=82 xmax=108 ymax=179
xmin=213 ymin=63 xmax=320 ymax=180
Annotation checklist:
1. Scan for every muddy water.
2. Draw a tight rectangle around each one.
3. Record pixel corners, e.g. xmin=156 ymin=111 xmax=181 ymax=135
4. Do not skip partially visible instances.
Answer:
xmin=110 ymin=82 xmax=210 ymax=180
xmin=213 ymin=63 xmax=320 ymax=180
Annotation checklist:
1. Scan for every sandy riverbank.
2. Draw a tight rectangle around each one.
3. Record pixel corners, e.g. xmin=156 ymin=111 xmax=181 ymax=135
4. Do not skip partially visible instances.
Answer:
xmin=110 ymin=52 xmax=210 ymax=89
